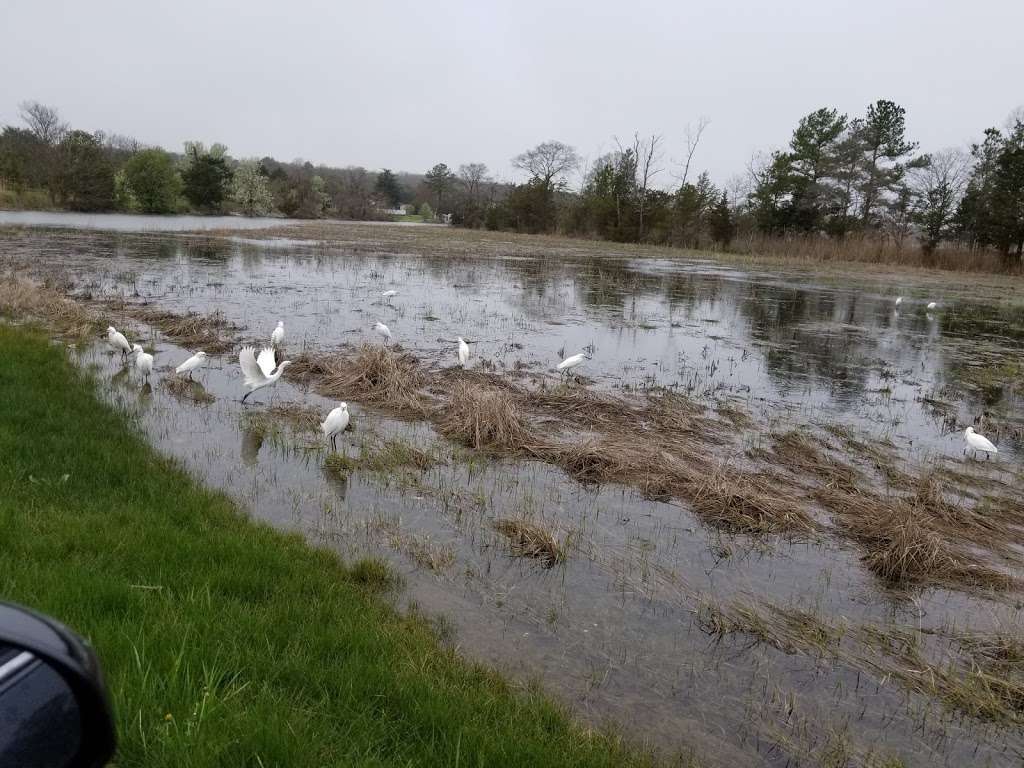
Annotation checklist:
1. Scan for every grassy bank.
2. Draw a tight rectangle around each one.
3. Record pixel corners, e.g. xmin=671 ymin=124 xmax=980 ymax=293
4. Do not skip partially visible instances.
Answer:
xmin=0 ymin=324 xmax=664 ymax=767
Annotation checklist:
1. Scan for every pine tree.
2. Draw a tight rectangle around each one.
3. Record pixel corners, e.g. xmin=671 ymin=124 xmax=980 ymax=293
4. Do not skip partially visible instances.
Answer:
xmin=710 ymin=192 xmax=735 ymax=246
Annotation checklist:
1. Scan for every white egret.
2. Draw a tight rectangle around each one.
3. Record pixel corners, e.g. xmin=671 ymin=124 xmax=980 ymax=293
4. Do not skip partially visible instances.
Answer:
xmin=374 ymin=322 xmax=392 ymax=343
xmin=557 ymin=352 xmax=589 ymax=379
xmin=107 ymin=326 xmax=132 ymax=360
xmin=175 ymin=350 xmax=208 ymax=379
xmin=927 ymin=301 xmax=938 ymax=311
xmin=320 ymin=402 xmax=350 ymax=450
xmin=964 ymin=427 xmax=997 ymax=460
xmin=894 ymin=296 xmax=903 ymax=307
xmin=239 ymin=346 xmax=291 ymax=403
xmin=271 ymin=321 xmax=285 ymax=346
xmin=457 ymin=337 xmax=470 ymax=368
xmin=131 ymin=344 xmax=154 ymax=379
xmin=382 ymin=290 xmax=398 ymax=299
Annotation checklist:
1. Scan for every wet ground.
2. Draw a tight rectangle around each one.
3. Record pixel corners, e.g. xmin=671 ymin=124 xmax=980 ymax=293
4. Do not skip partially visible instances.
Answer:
xmin=4 ymin=222 xmax=1024 ymax=766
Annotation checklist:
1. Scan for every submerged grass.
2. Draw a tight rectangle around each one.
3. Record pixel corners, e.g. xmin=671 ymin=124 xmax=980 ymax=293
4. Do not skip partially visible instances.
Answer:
xmin=325 ymin=438 xmax=439 ymax=474
xmin=0 ymin=324 xmax=666 ymax=768
xmin=696 ymin=593 xmax=1024 ymax=726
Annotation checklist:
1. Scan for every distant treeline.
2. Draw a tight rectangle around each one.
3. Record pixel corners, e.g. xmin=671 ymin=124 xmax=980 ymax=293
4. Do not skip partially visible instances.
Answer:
xmin=1 ymin=99 xmax=1022 ymax=269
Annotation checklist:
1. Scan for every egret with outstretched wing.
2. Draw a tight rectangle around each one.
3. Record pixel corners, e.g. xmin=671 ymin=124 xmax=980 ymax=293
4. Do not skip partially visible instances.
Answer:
xmin=240 ymin=346 xmax=291 ymax=403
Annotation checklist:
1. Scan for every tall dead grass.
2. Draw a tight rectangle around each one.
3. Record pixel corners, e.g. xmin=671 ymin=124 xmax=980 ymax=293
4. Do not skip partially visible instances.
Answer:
xmin=318 ymin=344 xmax=427 ymax=414
xmin=731 ymin=233 xmax=1023 ymax=275
xmin=439 ymin=382 xmax=534 ymax=451
xmin=0 ymin=276 xmax=100 ymax=337
xmin=130 ymin=307 xmax=238 ymax=353
xmin=818 ymin=486 xmax=1017 ymax=590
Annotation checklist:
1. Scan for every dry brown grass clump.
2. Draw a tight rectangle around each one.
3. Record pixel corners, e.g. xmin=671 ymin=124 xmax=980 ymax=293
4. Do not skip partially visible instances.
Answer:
xmin=438 ymin=381 xmax=534 ymax=451
xmin=435 ymin=366 xmax=523 ymax=393
xmin=493 ymin=518 xmax=567 ymax=566
xmin=523 ymin=386 xmax=634 ymax=429
xmin=319 ymin=344 xmax=426 ymax=413
xmin=286 ymin=351 xmax=337 ymax=382
xmin=769 ymin=430 xmax=860 ymax=489
xmin=685 ymin=470 xmax=815 ymax=535
xmin=0 ymin=277 xmax=100 ymax=337
xmin=820 ymin=487 xmax=1017 ymax=590
xmin=131 ymin=306 xmax=237 ymax=353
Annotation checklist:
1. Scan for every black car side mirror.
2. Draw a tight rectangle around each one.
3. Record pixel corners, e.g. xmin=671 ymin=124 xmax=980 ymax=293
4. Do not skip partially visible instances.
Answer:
xmin=0 ymin=602 xmax=116 ymax=768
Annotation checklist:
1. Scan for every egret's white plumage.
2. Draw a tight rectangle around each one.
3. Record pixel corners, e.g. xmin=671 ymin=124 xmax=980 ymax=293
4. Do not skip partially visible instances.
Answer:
xmin=927 ymin=301 xmax=938 ymax=311
xmin=557 ymin=353 xmax=588 ymax=375
xmin=321 ymin=402 xmax=350 ymax=449
xmin=964 ymin=427 xmax=997 ymax=459
xmin=382 ymin=290 xmax=398 ymax=298
xmin=175 ymin=350 xmax=208 ymax=379
xmin=107 ymin=326 xmax=131 ymax=359
xmin=131 ymin=344 xmax=154 ymax=379
xmin=894 ymin=296 xmax=903 ymax=307
xmin=271 ymin=321 xmax=285 ymax=346
xmin=239 ymin=345 xmax=291 ymax=402
xmin=457 ymin=337 xmax=470 ymax=368
xmin=374 ymin=322 xmax=392 ymax=342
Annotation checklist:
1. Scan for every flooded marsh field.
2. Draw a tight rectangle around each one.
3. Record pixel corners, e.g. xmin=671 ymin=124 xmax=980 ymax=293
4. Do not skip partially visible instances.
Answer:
xmin=3 ymin=220 xmax=1024 ymax=766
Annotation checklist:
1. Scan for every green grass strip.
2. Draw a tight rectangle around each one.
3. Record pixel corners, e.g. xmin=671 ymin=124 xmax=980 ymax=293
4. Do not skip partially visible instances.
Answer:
xmin=0 ymin=325 xmax=664 ymax=767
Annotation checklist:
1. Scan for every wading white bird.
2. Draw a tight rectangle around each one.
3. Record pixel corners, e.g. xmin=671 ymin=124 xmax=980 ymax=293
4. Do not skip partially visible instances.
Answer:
xmin=457 ymin=337 xmax=470 ymax=368
xmin=131 ymin=344 xmax=154 ymax=379
xmin=894 ymin=296 xmax=903 ymax=307
xmin=320 ymin=402 xmax=350 ymax=450
xmin=271 ymin=321 xmax=285 ymax=346
xmin=964 ymin=426 xmax=998 ymax=460
xmin=175 ymin=350 xmax=208 ymax=379
xmin=382 ymin=290 xmax=398 ymax=299
xmin=374 ymin=322 xmax=392 ymax=343
xmin=557 ymin=352 xmax=589 ymax=378
xmin=927 ymin=301 xmax=938 ymax=311
xmin=239 ymin=346 xmax=291 ymax=403
xmin=107 ymin=326 xmax=132 ymax=360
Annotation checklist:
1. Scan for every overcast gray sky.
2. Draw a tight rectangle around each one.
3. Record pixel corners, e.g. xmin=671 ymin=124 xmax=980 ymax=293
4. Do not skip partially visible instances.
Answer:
xmin=2 ymin=0 xmax=1021 ymax=187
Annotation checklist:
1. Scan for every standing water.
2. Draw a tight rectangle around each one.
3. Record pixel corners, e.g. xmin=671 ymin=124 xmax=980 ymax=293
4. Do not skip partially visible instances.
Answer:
xmin=3 ymin=221 xmax=1024 ymax=766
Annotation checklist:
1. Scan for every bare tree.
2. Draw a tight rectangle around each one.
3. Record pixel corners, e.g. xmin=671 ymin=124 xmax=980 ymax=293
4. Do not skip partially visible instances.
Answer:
xmin=676 ymin=117 xmax=710 ymax=186
xmin=632 ymin=133 xmax=664 ymax=239
xmin=908 ymin=148 xmax=970 ymax=255
xmin=19 ymin=101 xmax=67 ymax=145
xmin=458 ymin=163 xmax=491 ymax=205
xmin=511 ymin=140 xmax=579 ymax=189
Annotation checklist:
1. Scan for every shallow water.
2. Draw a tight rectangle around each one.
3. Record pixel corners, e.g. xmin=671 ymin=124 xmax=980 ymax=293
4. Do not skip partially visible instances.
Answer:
xmin=0 ymin=210 xmax=286 ymax=231
xmin=7 ymin=225 xmax=1024 ymax=765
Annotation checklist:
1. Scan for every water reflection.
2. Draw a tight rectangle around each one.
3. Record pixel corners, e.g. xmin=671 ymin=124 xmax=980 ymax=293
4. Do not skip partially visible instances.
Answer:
xmin=240 ymin=425 xmax=265 ymax=467
xmin=9 ymin=228 xmax=1022 ymax=462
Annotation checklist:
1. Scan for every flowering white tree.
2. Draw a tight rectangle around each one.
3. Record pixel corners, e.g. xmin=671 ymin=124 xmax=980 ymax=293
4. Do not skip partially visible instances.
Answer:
xmin=231 ymin=159 xmax=274 ymax=216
